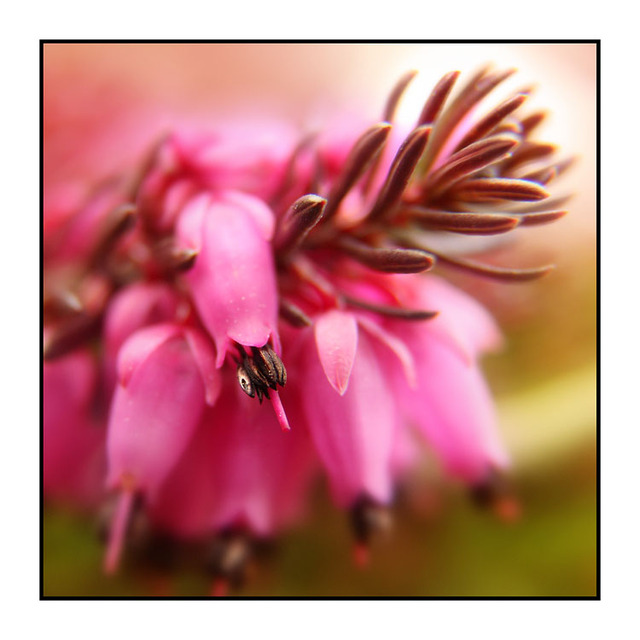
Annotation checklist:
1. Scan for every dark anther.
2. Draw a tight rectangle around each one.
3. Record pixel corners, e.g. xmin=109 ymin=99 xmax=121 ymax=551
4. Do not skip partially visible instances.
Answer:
xmin=252 ymin=344 xmax=287 ymax=388
xmin=205 ymin=531 xmax=252 ymax=590
xmin=349 ymin=495 xmax=393 ymax=544
xmin=236 ymin=364 xmax=255 ymax=398
xmin=470 ymin=471 xmax=521 ymax=523
xmin=236 ymin=344 xmax=287 ymax=402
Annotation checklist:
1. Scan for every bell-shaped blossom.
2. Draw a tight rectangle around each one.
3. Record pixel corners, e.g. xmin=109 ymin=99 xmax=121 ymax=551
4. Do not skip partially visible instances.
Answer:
xmin=102 ymin=282 xmax=184 ymax=391
xmin=175 ymin=191 xmax=280 ymax=366
xmin=149 ymin=378 xmax=315 ymax=540
xmin=104 ymin=322 xmax=220 ymax=571
xmin=295 ymin=310 xmax=400 ymax=508
xmin=43 ymin=348 xmax=105 ymax=507
xmin=384 ymin=276 xmax=509 ymax=483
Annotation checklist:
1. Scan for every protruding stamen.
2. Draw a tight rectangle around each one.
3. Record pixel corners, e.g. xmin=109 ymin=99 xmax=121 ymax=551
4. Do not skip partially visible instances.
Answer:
xmin=323 ymin=123 xmax=392 ymax=222
xmin=343 ymin=294 xmax=438 ymax=321
xmin=417 ymin=69 xmax=460 ymax=126
xmin=104 ymin=485 xmax=136 ymax=575
xmin=269 ymin=390 xmax=291 ymax=431
xmin=366 ymin=125 xmax=431 ymax=221
xmin=275 ymin=194 xmax=327 ymax=255
xmin=236 ymin=346 xmax=289 ymax=425
xmin=252 ymin=344 xmax=287 ymax=388
xmin=404 ymin=206 xmax=520 ymax=235
xmin=337 ymin=236 xmax=434 ymax=273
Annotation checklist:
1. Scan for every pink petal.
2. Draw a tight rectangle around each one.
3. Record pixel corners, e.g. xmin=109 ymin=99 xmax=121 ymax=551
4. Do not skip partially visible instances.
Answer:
xmin=175 ymin=192 xmax=279 ymax=366
xmin=150 ymin=378 xmax=315 ymax=538
xmin=396 ymin=332 xmax=509 ymax=482
xmin=301 ymin=328 xmax=397 ymax=507
xmin=314 ymin=310 xmax=358 ymax=395
xmin=116 ymin=323 xmax=182 ymax=388
xmin=107 ymin=328 xmax=206 ymax=497
xmin=183 ymin=327 xmax=222 ymax=406
xmin=393 ymin=274 xmax=502 ymax=363
xmin=43 ymin=349 xmax=105 ymax=506
xmin=356 ymin=314 xmax=417 ymax=389
xmin=103 ymin=282 xmax=182 ymax=389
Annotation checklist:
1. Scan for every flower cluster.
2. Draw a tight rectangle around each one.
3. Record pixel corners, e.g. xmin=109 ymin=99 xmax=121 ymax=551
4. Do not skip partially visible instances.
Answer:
xmin=43 ymin=65 xmax=568 ymax=594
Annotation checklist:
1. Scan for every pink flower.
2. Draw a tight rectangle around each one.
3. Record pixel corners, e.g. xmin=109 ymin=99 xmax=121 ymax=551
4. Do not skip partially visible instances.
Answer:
xmin=175 ymin=191 xmax=280 ymax=366
xmin=43 ymin=64 xmax=568 ymax=592
xmin=386 ymin=275 xmax=509 ymax=482
xmin=104 ymin=322 xmax=220 ymax=572
xmin=149 ymin=375 xmax=315 ymax=540
xmin=295 ymin=310 xmax=399 ymax=508
xmin=43 ymin=348 xmax=105 ymax=507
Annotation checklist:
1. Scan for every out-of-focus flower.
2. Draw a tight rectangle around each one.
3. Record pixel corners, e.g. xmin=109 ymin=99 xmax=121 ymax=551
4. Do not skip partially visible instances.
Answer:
xmin=43 ymin=64 xmax=569 ymax=593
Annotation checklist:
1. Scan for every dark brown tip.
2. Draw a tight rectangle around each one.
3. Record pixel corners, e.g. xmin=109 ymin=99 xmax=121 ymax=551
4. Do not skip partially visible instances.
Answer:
xmin=275 ymin=194 xmax=327 ymax=255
